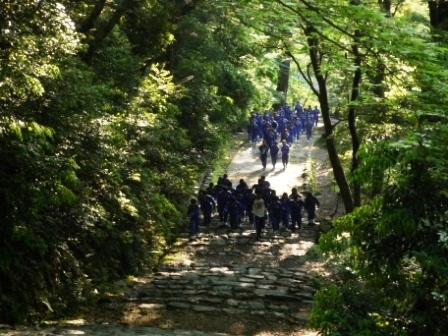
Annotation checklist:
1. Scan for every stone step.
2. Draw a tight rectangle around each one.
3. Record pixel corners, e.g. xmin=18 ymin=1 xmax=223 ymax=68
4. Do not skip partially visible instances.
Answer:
xmin=98 ymin=200 xmax=323 ymax=326
xmin=0 ymin=324 xmax=239 ymax=336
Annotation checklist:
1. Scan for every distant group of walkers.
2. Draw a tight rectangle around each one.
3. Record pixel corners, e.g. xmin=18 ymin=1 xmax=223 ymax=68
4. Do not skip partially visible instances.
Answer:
xmin=188 ymin=174 xmax=320 ymax=240
xmin=248 ymin=103 xmax=319 ymax=146
xmin=249 ymin=103 xmax=320 ymax=170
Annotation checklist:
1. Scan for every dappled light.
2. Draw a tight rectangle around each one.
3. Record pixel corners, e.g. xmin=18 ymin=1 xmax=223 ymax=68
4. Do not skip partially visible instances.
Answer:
xmin=229 ymin=140 xmax=321 ymax=196
xmin=3 ymin=0 xmax=447 ymax=334
xmin=87 ymin=131 xmax=333 ymax=335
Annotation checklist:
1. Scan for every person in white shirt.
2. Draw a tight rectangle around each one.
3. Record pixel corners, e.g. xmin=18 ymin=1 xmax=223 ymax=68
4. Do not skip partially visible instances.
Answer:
xmin=252 ymin=190 xmax=267 ymax=240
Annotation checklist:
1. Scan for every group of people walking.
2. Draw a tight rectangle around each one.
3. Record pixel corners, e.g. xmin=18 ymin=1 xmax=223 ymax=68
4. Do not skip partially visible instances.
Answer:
xmin=259 ymin=139 xmax=290 ymax=171
xmin=250 ymin=103 xmax=320 ymax=171
xmin=187 ymin=103 xmax=322 ymax=239
xmin=247 ymin=103 xmax=320 ymax=149
xmin=188 ymin=174 xmax=320 ymax=240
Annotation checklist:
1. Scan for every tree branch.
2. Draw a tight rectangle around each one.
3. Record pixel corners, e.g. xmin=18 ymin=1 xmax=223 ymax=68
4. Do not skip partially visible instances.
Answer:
xmin=285 ymin=49 xmax=319 ymax=96
xmin=78 ymin=0 xmax=107 ymax=35
xmin=82 ymin=0 xmax=135 ymax=62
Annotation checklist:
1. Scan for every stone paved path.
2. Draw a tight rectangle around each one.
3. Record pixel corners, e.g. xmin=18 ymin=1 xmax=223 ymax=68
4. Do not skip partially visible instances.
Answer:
xmin=121 ymin=222 xmax=320 ymax=322
xmin=1 ymin=129 xmax=332 ymax=336
xmin=1 ymin=223 xmax=320 ymax=336
xmin=0 ymin=324 xmax=236 ymax=336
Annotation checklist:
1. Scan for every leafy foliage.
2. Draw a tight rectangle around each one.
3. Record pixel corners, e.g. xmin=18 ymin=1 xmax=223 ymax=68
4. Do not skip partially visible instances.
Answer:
xmin=0 ymin=0 xmax=262 ymax=324
xmin=3 ymin=1 xmax=448 ymax=333
xmin=312 ymin=127 xmax=448 ymax=335
xmin=172 ymin=0 xmax=272 ymax=152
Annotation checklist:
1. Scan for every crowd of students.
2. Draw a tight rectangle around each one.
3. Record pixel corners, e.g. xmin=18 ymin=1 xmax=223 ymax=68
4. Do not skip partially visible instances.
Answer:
xmin=188 ymin=174 xmax=320 ymax=240
xmin=187 ymin=103 xmax=322 ymax=239
xmin=247 ymin=103 xmax=320 ymax=148
xmin=248 ymin=103 xmax=320 ymax=171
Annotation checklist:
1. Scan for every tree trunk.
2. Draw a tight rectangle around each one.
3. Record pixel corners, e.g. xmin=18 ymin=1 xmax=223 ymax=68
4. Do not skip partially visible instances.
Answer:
xmin=78 ymin=0 xmax=107 ymax=34
xmin=305 ymin=26 xmax=354 ymax=214
xmin=378 ymin=0 xmax=391 ymax=16
xmin=276 ymin=58 xmax=290 ymax=106
xmin=82 ymin=0 xmax=135 ymax=62
xmin=366 ymin=1 xmax=391 ymax=196
xmin=349 ymin=34 xmax=362 ymax=208
xmin=428 ymin=0 xmax=448 ymax=31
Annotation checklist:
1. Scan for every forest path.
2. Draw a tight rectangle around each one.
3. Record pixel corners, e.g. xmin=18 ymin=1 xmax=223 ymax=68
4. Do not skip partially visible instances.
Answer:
xmin=1 ymin=123 xmax=337 ymax=336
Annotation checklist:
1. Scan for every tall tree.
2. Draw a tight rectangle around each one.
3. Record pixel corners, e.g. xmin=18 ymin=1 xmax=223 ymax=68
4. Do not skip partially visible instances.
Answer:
xmin=234 ymin=0 xmax=432 ymax=212
xmin=0 ymin=0 xmax=212 ymax=323
xmin=308 ymin=2 xmax=448 ymax=334
xmin=276 ymin=57 xmax=291 ymax=106
xmin=313 ymin=126 xmax=448 ymax=335
xmin=74 ymin=0 xmax=137 ymax=61
xmin=428 ymin=0 xmax=448 ymax=30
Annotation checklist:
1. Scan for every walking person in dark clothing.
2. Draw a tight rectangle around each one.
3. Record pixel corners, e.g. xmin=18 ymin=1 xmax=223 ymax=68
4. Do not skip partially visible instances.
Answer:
xmin=280 ymin=139 xmax=290 ymax=170
xmin=270 ymin=195 xmax=282 ymax=231
xmin=280 ymin=192 xmax=290 ymax=229
xmin=259 ymin=140 xmax=269 ymax=171
xmin=200 ymin=190 xmax=216 ymax=226
xmin=217 ymin=186 xmax=232 ymax=225
xmin=280 ymin=127 xmax=289 ymax=143
xmin=304 ymin=192 xmax=320 ymax=225
xmin=225 ymin=196 xmax=244 ymax=230
xmin=289 ymin=194 xmax=305 ymax=232
xmin=260 ymin=175 xmax=271 ymax=188
xmin=251 ymin=178 xmax=264 ymax=195
xmin=248 ymin=121 xmax=258 ymax=145
xmin=262 ymin=185 xmax=273 ymax=229
xmin=236 ymin=179 xmax=249 ymax=195
xmin=270 ymin=141 xmax=280 ymax=170
xmin=305 ymin=117 xmax=314 ymax=141
xmin=206 ymin=182 xmax=217 ymax=200
xmin=289 ymin=187 xmax=300 ymax=199
xmin=312 ymin=106 xmax=320 ymax=127
xmin=187 ymin=198 xmax=200 ymax=238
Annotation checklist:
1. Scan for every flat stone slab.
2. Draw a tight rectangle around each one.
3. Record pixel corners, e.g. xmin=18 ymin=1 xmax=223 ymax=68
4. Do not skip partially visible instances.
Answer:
xmin=192 ymin=305 xmax=219 ymax=312
xmin=138 ymin=303 xmax=166 ymax=310
xmin=254 ymin=289 xmax=301 ymax=301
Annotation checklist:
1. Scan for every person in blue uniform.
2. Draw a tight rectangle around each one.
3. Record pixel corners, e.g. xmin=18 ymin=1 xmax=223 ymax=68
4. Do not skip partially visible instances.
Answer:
xmin=304 ymin=192 xmax=320 ymax=224
xmin=187 ymin=198 xmax=201 ymax=237
xmin=259 ymin=140 xmax=269 ymax=171
xmin=287 ymin=121 xmax=295 ymax=144
xmin=295 ymin=101 xmax=303 ymax=115
xmin=235 ymin=178 xmax=248 ymax=193
xmin=270 ymin=195 xmax=282 ymax=231
xmin=280 ymin=139 xmax=290 ymax=169
xmin=200 ymin=190 xmax=216 ymax=226
xmin=225 ymin=196 xmax=244 ymax=230
xmin=280 ymin=127 xmax=289 ymax=143
xmin=270 ymin=141 xmax=280 ymax=170
xmin=217 ymin=185 xmax=232 ymax=225
xmin=249 ymin=121 xmax=258 ymax=145
xmin=299 ymin=111 xmax=307 ymax=134
xmin=280 ymin=192 xmax=290 ymax=229
xmin=294 ymin=117 xmax=302 ymax=140
xmin=288 ymin=194 xmax=305 ymax=232
xmin=305 ymin=117 xmax=314 ymax=141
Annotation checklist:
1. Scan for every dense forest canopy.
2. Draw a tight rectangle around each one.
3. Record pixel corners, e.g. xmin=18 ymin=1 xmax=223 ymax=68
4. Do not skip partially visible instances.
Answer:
xmin=1 ymin=0 xmax=448 ymax=334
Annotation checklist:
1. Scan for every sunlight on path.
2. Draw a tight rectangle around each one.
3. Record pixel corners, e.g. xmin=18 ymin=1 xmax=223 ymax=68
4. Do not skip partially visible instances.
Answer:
xmin=227 ymin=134 xmax=317 ymax=196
